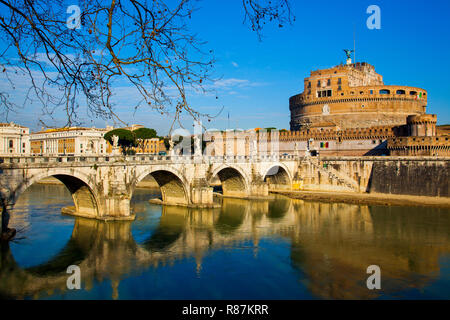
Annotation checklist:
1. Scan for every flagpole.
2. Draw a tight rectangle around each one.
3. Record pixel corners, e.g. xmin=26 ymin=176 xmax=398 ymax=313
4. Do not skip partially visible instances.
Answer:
xmin=353 ymin=24 xmax=356 ymax=64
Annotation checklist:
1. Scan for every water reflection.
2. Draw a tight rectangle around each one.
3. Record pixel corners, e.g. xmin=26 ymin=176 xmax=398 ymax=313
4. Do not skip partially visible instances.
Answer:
xmin=1 ymin=185 xmax=449 ymax=299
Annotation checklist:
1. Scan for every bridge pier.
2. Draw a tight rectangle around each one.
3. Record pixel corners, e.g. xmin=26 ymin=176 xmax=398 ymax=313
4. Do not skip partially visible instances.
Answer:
xmin=102 ymin=196 xmax=134 ymax=220
xmin=249 ymin=177 xmax=269 ymax=198
xmin=191 ymin=179 xmax=214 ymax=207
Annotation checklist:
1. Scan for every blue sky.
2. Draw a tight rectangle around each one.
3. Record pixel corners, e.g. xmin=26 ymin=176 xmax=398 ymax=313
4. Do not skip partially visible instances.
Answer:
xmin=2 ymin=0 xmax=450 ymax=134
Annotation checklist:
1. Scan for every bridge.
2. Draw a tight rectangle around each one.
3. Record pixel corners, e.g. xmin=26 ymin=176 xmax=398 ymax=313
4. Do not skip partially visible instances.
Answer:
xmin=1 ymin=154 xmax=447 ymax=224
xmin=0 ymin=154 xmax=304 ymax=221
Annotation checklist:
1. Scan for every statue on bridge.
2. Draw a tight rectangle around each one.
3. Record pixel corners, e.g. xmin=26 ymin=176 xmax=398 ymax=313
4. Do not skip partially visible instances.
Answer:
xmin=194 ymin=134 xmax=202 ymax=156
xmin=112 ymin=135 xmax=119 ymax=147
xmin=169 ymin=139 xmax=175 ymax=156
xmin=112 ymin=135 xmax=120 ymax=155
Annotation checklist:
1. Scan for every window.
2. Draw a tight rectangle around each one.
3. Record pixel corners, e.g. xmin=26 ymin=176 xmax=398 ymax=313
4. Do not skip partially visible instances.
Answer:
xmin=317 ymin=90 xmax=332 ymax=97
xmin=327 ymin=79 xmax=331 ymax=86
xmin=396 ymin=89 xmax=406 ymax=95
xmin=317 ymin=80 xmax=321 ymax=87
xmin=9 ymin=140 xmax=13 ymax=148
xmin=338 ymin=85 xmax=342 ymax=91
xmin=337 ymin=78 xmax=342 ymax=84
xmin=379 ymin=89 xmax=390 ymax=94
xmin=307 ymin=82 xmax=311 ymax=88
xmin=370 ymin=90 xmax=374 ymax=94
xmin=410 ymin=91 xmax=417 ymax=95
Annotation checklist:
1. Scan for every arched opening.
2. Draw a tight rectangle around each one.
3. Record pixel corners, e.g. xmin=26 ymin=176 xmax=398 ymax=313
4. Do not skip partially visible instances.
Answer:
xmin=396 ymin=89 xmax=406 ymax=95
xmin=134 ymin=170 xmax=189 ymax=206
xmin=264 ymin=165 xmax=291 ymax=191
xmin=379 ymin=89 xmax=390 ymax=95
xmin=52 ymin=175 xmax=99 ymax=217
xmin=3 ymin=173 xmax=98 ymax=273
xmin=4 ymin=174 xmax=99 ymax=220
xmin=211 ymin=167 xmax=248 ymax=198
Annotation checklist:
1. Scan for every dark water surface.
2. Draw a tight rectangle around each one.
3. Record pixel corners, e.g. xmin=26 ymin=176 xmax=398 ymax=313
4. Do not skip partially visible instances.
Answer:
xmin=1 ymin=184 xmax=449 ymax=299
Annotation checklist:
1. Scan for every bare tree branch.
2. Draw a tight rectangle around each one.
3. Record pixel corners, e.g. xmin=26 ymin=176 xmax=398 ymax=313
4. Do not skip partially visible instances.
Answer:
xmin=0 ymin=0 xmax=293 ymax=130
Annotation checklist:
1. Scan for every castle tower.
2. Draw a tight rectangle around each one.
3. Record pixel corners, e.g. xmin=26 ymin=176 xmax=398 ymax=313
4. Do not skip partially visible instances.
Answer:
xmin=289 ymin=62 xmax=428 ymax=131
xmin=407 ymin=114 xmax=437 ymax=137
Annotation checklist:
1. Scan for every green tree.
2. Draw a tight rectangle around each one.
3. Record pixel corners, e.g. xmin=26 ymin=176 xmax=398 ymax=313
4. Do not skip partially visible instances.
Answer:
xmin=104 ymin=129 xmax=136 ymax=155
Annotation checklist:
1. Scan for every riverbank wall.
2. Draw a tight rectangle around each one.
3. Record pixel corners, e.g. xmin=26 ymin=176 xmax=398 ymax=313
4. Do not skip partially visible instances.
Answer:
xmin=287 ymin=156 xmax=449 ymax=206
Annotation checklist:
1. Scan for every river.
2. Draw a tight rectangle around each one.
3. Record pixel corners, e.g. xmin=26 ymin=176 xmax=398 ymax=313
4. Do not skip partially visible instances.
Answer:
xmin=1 ymin=184 xmax=449 ymax=299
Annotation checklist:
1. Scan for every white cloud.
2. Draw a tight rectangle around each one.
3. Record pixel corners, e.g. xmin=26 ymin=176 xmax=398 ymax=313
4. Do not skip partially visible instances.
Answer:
xmin=231 ymin=61 xmax=239 ymax=68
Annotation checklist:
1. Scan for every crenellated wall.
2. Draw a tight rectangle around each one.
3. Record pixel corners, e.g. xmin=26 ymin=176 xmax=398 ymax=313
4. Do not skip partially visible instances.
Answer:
xmin=289 ymin=62 xmax=428 ymax=130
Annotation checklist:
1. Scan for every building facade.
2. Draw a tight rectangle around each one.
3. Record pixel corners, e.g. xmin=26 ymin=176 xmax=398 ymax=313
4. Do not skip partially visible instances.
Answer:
xmin=137 ymin=138 xmax=166 ymax=154
xmin=289 ymin=62 xmax=427 ymax=130
xmin=30 ymin=127 xmax=109 ymax=156
xmin=0 ymin=122 xmax=30 ymax=156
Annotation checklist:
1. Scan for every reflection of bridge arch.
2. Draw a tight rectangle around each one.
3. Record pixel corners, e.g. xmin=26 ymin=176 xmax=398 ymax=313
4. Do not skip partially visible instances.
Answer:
xmin=209 ymin=165 xmax=250 ymax=198
xmin=3 ymin=169 xmax=100 ymax=218
xmin=267 ymin=197 xmax=291 ymax=221
xmin=142 ymin=208 xmax=186 ymax=252
xmin=262 ymin=163 xmax=292 ymax=190
xmin=133 ymin=166 xmax=190 ymax=205
xmin=215 ymin=198 xmax=248 ymax=235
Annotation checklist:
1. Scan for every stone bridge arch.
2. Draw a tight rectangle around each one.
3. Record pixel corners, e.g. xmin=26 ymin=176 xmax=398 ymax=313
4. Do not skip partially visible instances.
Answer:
xmin=209 ymin=164 xmax=250 ymax=198
xmin=133 ymin=166 xmax=190 ymax=206
xmin=261 ymin=162 xmax=293 ymax=191
xmin=1 ymin=168 xmax=101 ymax=219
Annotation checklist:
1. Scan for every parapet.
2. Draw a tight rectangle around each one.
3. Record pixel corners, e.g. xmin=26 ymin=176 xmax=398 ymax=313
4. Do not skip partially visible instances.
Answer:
xmin=407 ymin=114 xmax=437 ymax=125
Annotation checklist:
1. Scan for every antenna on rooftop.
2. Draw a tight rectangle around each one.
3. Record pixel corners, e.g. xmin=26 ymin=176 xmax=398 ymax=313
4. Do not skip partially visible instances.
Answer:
xmin=353 ymin=24 xmax=356 ymax=64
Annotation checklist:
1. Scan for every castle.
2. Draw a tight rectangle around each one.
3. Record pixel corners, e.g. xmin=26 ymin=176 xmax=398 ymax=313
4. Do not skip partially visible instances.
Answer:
xmin=205 ymin=56 xmax=449 ymax=157
xmin=281 ymin=58 xmax=448 ymax=156
xmin=289 ymin=61 xmax=427 ymax=130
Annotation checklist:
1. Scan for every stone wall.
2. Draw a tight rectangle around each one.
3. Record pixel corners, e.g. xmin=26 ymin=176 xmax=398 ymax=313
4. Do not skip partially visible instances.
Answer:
xmin=368 ymin=159 xmax=449 ymax=197
xmin=315 ymin=157 xmax=449 ymax=198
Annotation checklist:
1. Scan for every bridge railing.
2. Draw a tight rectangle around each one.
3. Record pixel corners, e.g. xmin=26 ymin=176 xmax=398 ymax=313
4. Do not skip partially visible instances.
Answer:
xmin=0 ymin=153 xmax=300 ymax=166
